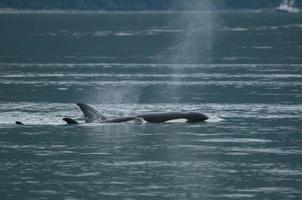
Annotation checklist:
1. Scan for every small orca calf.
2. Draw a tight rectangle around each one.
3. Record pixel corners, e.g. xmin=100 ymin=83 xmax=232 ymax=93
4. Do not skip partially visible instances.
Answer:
xmin=15 ymin=121 xmax=24 ymax=125
xmin=63 ymin=103 xmax=209 ymax=124
xmin=15 ymin=119 xmax=77 ymax=126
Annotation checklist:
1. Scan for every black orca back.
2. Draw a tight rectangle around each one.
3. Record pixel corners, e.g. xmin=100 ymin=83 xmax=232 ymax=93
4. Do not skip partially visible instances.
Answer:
xmin=137 ymin=112 xmax=208 ymax=123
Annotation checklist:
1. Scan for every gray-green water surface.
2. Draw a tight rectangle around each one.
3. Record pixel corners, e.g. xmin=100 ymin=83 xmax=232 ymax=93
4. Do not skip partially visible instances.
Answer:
xmin=0 ymin=11 xmax=302 ymax=200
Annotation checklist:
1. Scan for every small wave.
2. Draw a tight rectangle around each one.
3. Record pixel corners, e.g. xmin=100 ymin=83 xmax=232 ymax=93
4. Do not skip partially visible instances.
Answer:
xmin=80 ymin=152 xmax=110 ymax=155
xmin=230 ymin=147 xmax=302 ymax=155
xmin=223 ymin=27 xmax=249 ymax=32
xmin=114 ymin=32 xmax=135 ymax=36
xmin=144 ymin=28 xmax=182 ymax=35
xmin=282 ymin=24 xmax=302 ymax=29
xmin=255 ymin=24 xmax=302 ymax=31
xmin=93 ymin=31 xmax=111 ymax=36
xmin=238 ymin=187 xmax=296 ymax=193
xmin=33 ymin=29 xmax=184 ymax=38
xmin=252 ymin=46 xmax=273 ymax=49
xmin=206 ymin=116 xmax=225 ymax=123
xmin=57 ymin=87 xmax=68 ymax=90
xmin=53 ymin=171 xmax=101 ymax=177
xmin=31 ymin=190 xmax=59 ymax=195
xmin=215 ymin=193 xmax=255 ymax=198
xmin=35 ymin=150 xmax=76 ymax=156
xmin=221 ymin=24 xmax=302 ymax=33
xmin=199 ymin=138 xmax=272 ymax=143
xmin=263 ymin=169 xmax=302 ymax=176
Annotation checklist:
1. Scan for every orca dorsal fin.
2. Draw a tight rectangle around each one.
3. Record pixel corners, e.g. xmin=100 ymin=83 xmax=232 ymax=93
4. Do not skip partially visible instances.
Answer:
xmin=63 ymin=118 xmax=79 ymax=125
xmin=76 ymin=103 xmax=106 ymax=123
xmin=16 ymin=121 xmax=24 ymax=125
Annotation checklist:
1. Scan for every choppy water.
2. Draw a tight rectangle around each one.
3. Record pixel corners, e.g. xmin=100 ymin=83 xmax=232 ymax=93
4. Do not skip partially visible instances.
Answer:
xmin=0 ymin=12 xmax=302 ymax=200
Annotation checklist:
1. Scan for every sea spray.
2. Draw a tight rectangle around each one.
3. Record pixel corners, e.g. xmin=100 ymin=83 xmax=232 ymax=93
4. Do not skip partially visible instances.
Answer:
xmin=161 ymin=0 xmax=217 ymax=102
xmin=90 ymin=86 xmax=141 ymax=116
xmin=93 ymin=1 xmax=217 ymax=106
xmin=170 ymin=1 xmax=215 ymax=65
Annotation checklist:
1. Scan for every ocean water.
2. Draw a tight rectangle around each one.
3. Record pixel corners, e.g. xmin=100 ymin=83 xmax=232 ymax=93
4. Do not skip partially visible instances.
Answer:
xmin=0 ymin=11 xmax=302 ymax=200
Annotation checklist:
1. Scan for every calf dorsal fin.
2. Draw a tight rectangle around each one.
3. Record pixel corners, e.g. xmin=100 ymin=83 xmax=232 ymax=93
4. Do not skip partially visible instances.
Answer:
xmin=15 ymin=121 xmax=24 ymax=125
xmin=63 ymin=118 xmax=79 ymax=125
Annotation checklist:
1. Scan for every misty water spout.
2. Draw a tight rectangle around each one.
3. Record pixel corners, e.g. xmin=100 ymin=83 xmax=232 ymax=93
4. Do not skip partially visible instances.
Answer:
xmin=161 ymin=0 xmax=216 ymax=102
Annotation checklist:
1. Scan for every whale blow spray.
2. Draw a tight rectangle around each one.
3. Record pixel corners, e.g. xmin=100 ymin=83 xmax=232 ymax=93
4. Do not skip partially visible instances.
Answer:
xmin=162 ymin=0 xmax=217 ymax=102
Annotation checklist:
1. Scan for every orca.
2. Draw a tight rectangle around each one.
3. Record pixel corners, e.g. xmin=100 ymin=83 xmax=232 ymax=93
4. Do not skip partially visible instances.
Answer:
xmin=63 ymin=103 xmax=209 ymax=124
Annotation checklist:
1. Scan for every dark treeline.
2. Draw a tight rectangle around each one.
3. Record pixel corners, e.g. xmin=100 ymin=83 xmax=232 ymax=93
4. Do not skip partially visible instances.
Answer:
xmin=0 ymin=0 xmax=301 ymax=10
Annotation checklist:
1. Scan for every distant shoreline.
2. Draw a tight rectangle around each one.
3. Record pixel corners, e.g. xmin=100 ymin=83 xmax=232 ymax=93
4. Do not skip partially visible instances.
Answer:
xmin=0 ymin=8 xmax=278 ymax=14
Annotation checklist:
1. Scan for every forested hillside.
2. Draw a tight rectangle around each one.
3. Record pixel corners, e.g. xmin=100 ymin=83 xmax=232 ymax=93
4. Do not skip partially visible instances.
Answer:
xmin=0 ymin=0 xmax=301 ymax=10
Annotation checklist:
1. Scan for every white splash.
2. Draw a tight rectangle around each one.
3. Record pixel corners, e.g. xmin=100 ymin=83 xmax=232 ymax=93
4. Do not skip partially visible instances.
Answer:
xmin=276 ymin=0 xmax=299 ymax=13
